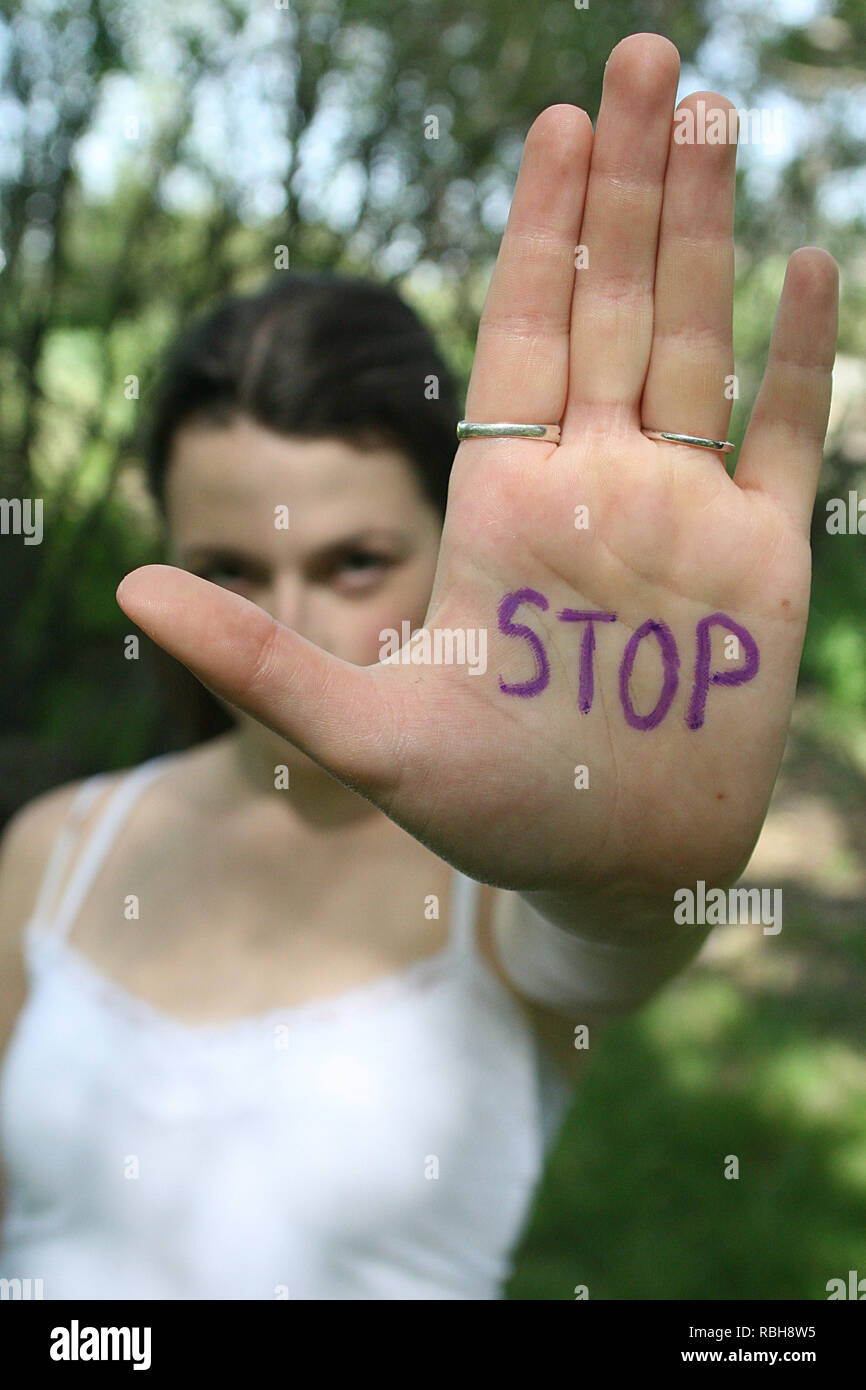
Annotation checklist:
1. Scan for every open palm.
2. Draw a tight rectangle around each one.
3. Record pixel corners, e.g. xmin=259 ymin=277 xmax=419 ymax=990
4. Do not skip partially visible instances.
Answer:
xmin=118 ymin=34 xmax=838 ymax=907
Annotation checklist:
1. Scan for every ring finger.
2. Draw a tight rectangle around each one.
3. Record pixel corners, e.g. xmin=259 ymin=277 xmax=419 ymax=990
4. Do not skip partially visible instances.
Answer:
xmin=640 ymin=92 xmax=738 ymax=449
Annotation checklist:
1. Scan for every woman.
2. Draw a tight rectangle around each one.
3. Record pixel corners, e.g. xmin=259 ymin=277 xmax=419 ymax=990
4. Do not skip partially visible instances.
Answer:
xmin=0 ymin=34 xmax=838 ymax=1299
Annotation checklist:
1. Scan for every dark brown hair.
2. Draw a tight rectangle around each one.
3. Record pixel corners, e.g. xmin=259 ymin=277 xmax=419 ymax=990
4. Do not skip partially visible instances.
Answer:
xmin=144 ymin=269 xmax=461 ymax=517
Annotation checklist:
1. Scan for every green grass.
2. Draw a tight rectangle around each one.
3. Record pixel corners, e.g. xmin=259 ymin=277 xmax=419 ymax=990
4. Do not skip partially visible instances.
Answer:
xmin=508 ymin=966 xmax=866 ymax=1300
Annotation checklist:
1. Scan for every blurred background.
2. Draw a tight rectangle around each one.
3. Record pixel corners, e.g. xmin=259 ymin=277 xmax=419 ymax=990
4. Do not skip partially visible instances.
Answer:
xmin=0 ymin=0 xmax=864 ymax=1298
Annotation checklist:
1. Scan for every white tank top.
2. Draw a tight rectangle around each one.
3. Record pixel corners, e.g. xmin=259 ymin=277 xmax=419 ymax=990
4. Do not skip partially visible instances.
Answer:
xmin=0 ymin=755 xmax=573 ymax=1300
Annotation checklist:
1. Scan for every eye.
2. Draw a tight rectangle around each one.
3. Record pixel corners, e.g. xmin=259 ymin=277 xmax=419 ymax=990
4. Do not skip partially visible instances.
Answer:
xmin=334 ymin=549 xmax=391 ymax=591
xmin=193 ymin=558 xmax=262 ymax=595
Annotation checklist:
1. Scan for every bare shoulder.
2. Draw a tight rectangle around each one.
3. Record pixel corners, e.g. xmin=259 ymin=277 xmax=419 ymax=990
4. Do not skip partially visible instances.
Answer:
xmin=0 ymin=746 xmax=219 ymax=961
xmin=0 ymin=780 xmax=91 ymax=929
xmin=0 ymin=778 xmax=111 ymax=1066
xmin=476 ymin=884 xmax=604 ymax=1089
xmin=0 ymin=767 xmax=139 ymax=949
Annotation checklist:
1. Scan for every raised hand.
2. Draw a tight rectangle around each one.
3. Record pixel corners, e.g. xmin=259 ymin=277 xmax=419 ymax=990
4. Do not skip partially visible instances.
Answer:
xmin=117 ymin=34 xmax=838 ymax=913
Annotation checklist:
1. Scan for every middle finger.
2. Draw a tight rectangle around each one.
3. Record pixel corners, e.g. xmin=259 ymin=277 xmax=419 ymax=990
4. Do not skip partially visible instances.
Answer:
xmin=566 ymin=33 xmax=680 ymax=427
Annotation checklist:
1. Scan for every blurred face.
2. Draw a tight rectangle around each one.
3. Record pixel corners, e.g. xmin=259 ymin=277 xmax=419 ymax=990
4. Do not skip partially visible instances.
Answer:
xmin=164 ymin=414 xmax=445 ymax=770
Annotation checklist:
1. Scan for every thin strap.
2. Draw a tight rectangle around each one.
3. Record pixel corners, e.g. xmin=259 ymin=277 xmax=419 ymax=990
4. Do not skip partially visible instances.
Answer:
xmin=28 ymin=775 xmax=113 ymax=931
xmin=448 ymin=867 xmax=482 ymax=958
xmin=46 ymin=755 xmax=177 ymax=943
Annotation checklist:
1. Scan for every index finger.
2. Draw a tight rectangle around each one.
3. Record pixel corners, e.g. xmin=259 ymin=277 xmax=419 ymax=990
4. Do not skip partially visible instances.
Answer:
xmin=463 ymin=104 xmax=592 ymax=434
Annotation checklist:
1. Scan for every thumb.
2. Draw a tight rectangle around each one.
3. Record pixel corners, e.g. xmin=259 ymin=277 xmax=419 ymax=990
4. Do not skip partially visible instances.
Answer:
xmin=116 ymin=564 xmax=408 ymax=798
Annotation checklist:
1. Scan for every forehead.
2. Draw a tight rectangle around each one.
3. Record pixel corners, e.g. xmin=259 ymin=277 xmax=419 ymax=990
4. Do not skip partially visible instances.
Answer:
xmin=164 ymin=416 xmax=429 ymax=541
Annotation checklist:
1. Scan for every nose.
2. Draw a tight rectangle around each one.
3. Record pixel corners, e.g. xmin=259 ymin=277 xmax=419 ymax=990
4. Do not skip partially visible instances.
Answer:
xmin=265 ymin=570 xmax=306 ymax=635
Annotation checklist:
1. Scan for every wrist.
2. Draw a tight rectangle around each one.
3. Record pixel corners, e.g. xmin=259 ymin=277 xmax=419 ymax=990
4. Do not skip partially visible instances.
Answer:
xmin=497 ymin=892 xmax=712 ymax=1015
xmin=518 ymin=880 xmax=689 ymax=946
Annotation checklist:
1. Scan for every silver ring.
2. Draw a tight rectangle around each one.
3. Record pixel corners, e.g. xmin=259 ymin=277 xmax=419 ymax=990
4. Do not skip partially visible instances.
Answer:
xmin=641 ymin=429 xmax=735 ymax=455
xmin=457 ymin=420 xmax=561 ymax=443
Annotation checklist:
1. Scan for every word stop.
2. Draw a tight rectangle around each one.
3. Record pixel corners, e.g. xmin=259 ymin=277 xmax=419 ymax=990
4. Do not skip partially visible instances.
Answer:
xmin=496 ymin=588 xmax=759 ymax=731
